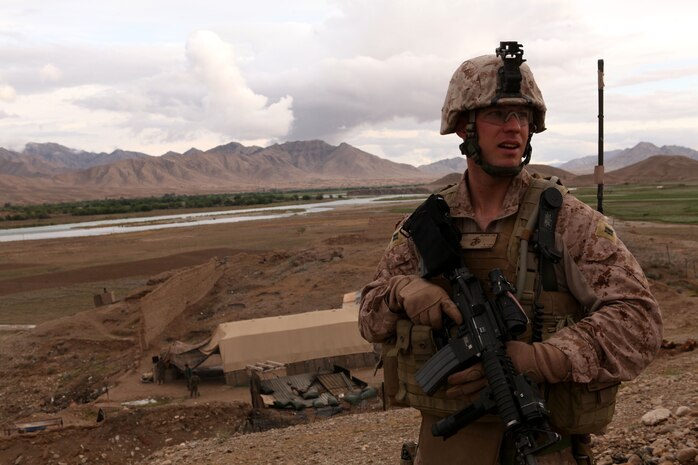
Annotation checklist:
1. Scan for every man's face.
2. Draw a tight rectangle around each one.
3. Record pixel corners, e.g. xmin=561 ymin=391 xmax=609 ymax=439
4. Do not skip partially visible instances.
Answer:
xmin=463 ymin=105 xmax=532 ymax=169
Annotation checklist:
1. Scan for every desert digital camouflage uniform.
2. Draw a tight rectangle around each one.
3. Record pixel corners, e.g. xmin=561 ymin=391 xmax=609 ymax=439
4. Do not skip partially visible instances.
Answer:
xmin=156 ymin=358 xmax=166 ymax=385
xmin=189 ymin=371 xmax=200 ymax=398
xmin=359 ymin=169 xmax=663 ymax=465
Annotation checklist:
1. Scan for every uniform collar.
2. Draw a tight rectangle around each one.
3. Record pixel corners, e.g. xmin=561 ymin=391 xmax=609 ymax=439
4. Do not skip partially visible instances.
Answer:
xmin=448 ymin=169 xmax=533 ymax=219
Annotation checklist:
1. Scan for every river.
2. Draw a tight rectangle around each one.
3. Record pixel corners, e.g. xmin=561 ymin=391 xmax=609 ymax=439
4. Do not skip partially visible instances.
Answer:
xmin=0 ymin=195 xmax=421 ymax=243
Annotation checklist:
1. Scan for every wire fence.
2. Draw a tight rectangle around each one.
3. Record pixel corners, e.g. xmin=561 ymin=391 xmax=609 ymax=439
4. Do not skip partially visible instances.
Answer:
xmin=614 ymin=220 xmax=698 ymax=281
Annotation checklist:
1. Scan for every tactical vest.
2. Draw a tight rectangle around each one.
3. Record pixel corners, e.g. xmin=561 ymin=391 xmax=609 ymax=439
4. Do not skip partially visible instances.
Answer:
xmin=381 ymin=175 xmax=618 ymax=435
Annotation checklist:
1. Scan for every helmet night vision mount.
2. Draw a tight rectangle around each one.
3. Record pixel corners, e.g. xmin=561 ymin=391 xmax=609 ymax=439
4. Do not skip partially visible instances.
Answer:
xmin=494 ymin=41 xmax=526 ymax=102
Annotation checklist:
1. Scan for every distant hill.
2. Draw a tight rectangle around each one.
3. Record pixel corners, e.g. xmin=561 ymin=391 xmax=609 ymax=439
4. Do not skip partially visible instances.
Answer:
xmin=557 ymin=142 xmax=698 ymax=174
xmin=3 ymin=139 xmax=698 ymax=205
xmin=425 ymin=164 xmax=577 ymax=192
xmin=527 ymin=164 xmax=576 ymax=185
xmin=23 ymin=142 xmax=151 ymax=171
xmin=425 ymin=172 xmax=462 ymax=192
xmin=0 ymin=140 xmax=434 ymax=204
xmin=573 ymin=155 xmax=698 ymax=185
xmin=0 ymin=148 xmax=57 ymax=178
xmin=419 ymin=156 xmax=576 ymax=182
xmin=418 ymin=157 xmax=467 ymax=176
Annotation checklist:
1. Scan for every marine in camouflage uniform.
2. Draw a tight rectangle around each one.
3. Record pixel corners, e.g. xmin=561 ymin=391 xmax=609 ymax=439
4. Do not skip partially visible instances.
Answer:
xmin=189 ymin=370 xmax=201 ymax=398
xmin=359 ymin=43 xmax=662 ymax=465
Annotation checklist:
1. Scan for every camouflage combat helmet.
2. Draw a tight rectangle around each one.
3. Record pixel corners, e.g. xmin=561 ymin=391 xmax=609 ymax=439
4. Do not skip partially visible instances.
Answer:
xmin=440 ymin=42 xmax=546 ymax=176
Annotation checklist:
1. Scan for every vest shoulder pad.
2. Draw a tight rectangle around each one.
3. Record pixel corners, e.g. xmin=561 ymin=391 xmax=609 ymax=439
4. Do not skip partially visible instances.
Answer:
xmin=508 ymin=174 xmax=569 ymax=298
xmin=437 ymin=183 xmax=459 ymax=206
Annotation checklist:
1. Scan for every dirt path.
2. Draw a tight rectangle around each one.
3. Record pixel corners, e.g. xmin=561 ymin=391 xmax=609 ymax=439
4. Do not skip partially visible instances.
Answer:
xmin=0 ymin=248 xmax=238 ymax=296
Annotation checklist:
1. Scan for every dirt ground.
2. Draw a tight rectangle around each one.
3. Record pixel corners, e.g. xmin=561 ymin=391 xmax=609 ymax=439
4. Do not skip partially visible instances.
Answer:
xmin=0 ymin=200 xmax=696 ymax=465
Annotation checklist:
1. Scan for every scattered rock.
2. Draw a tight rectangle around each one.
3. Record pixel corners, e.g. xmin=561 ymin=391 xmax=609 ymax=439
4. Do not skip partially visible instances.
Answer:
xmin=642 ymin=408 xmax=672 ymax=426
xmin=676 ymin=447 xmax=698 ymax=463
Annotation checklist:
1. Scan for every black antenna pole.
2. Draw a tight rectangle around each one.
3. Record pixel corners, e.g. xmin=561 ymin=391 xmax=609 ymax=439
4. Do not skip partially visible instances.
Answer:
xmin=596 ymin=59 xmax=605 ymax=213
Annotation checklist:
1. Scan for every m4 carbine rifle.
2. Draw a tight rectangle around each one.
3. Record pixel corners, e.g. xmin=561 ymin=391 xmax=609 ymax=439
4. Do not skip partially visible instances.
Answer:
xmin=401 ymin=194 xmax=560 ymax=465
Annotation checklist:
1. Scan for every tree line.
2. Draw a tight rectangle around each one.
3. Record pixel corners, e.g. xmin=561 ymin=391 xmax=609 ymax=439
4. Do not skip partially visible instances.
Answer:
xmin=1 ymin=191 xmax=338 ymax=223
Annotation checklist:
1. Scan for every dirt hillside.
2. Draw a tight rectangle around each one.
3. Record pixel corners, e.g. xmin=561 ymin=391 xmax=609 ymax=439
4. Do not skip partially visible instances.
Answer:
xmin=0 ymin=140 xmax=434 ymax=204
xmin=0 ymin=204 xmax=697 ymax=465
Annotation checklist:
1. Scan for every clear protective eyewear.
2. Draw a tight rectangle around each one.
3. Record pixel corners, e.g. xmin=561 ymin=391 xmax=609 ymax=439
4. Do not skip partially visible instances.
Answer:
xmin=477 ymin=107 xmax=533 ymax=127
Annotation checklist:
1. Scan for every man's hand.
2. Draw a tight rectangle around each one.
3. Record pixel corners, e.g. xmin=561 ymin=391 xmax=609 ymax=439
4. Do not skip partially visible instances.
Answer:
xmin=387 ymin=276 xmax=462 ymax=329
xmin=506 ymin=341 xmax=571 ymax=384
xmin=444 ymin=342 xmax=571 ymax=401
xmin=445 ymin=363 xmax=487 ymax=402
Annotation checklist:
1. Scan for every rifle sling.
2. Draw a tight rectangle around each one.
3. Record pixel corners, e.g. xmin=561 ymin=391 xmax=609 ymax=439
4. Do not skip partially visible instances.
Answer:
xmin=535 ymin=187 xmax=563 ymax=292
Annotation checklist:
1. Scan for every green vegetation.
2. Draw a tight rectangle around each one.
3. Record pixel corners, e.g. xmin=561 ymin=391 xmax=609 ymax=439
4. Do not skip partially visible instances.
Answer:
xmin=572 ymin=183 xmax=698 ymax=224
xmin=5 ymin=183 xmax=696 ymax=226
xmin=389 ymin=203 xmax=424 ymax=215
xmin=0 ymin=277 xmax=148 ymax=324
xmin=0 ymin=184 xmax=429 ymax=228
xmin=0 ymin=190 xmax=343 ymax=226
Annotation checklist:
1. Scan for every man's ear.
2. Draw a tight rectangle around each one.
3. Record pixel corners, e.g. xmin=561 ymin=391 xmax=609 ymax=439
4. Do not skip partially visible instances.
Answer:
xmin=454 ymin=113 xmax=469 ymax=139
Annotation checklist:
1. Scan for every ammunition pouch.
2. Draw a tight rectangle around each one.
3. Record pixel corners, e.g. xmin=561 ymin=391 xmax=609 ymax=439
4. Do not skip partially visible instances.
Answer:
xmin=543 ymin=314 xmax=620 ymax=435
xmin=382 ymin=319 xmax=619 ymax=432
xmin=381 ymin=336 xmax=406 ymax=408
xmin=545 ymin=381 xmax=619 ymax=435
xmin=382 ymin=319 xmax=470 ymax=416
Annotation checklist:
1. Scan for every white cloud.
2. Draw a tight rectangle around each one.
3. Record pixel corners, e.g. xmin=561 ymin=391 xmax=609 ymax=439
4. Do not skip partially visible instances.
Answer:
xmin=0 ymin=0 xmax=697 ymax=165
xmin=185 ymin=30 xmax=294 ymax=140
xmin=40 ymin=63 xmax=62 ymax=82
xmin=0 ymin=84 xmax=237 ymax=155
xmin=0 ymin=83 xmax=16 ymax=101
xmin=65 ymin=31 xmax=295 ymax=148
xmin=345 ymin=117 xmax=458 ymax=166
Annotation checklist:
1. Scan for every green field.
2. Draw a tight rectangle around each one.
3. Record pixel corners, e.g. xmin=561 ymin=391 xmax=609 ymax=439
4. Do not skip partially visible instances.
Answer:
xmin=573 ymin=183 xmax=698 ymax=224
xmin=3 ymin=182 xmax=697 ymax=230
xmin=389 ymin=183 xmax=698 ymax=224
xmin=0 ymin=277 xmax=148 ymax=325
xmin=0 ymin=186 xmax=427 ymax=229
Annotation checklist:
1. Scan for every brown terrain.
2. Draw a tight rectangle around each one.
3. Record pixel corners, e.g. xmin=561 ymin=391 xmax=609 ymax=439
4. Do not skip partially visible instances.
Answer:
xmin=0 ymin=190 xmax=697 ymax=465
xmin=1 ymin=140 xmax=698 ymax=464
xmin=0 ymin=140 xmax=434 ymax=205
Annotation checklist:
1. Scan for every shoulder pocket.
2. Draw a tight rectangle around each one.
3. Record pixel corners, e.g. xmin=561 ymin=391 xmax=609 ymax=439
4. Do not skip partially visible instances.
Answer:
xmin=584 ymin=220 xmax=619 ymax=263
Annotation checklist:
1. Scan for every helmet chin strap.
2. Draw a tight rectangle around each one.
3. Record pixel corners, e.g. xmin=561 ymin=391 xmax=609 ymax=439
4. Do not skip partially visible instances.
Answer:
xmin=459 ymin=116 xmax=534 ymax=178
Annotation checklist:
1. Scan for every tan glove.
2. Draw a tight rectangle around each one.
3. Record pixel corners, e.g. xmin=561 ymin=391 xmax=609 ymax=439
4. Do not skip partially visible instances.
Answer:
xmin=444 ymin=341 xmax=570 ymax=401
xmin=445 ymin=363 xmax=487 ymax=402
xmin=387 ymin=275 xmax=462 ymax=329
xmin=506 ymin=341 xmax=571 ymax=384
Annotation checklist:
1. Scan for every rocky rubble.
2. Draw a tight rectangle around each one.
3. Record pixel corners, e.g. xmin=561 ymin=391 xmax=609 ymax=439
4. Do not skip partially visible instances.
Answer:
xmin=145 ymin=407 xmax=422 ymax=465
xmin=594 ymin=405 xmax=697 ymax=465
xmin=142 ymin=402 xmax=698 ymax=465
xmin=588 ymin=351 xmax=698 ymax=465
xmin=142 ymin=349 xmax=697 ymax=465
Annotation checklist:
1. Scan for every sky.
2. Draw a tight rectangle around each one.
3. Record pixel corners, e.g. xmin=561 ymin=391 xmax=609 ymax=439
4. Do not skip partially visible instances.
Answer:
xmin=1 ymin=0 xmax=697 ymax=167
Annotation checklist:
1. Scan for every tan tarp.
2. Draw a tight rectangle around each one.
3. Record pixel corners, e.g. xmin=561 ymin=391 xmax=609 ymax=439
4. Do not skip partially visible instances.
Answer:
xmin=201 ymin=291 xmax=372 ymax=373
xmin=161 ymin=339 xmax=212 ymax=371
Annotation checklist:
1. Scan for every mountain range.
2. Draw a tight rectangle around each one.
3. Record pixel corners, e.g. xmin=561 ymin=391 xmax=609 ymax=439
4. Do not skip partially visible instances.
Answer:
xmin=555 ymin=141 xmax=698 ymax=174
xmin=0 ymin=140 xmax=432 ymax=204
xmin=419 ymin=141 xmax=698 ymax=176
xmin=1 ymin=140 xmax=697 ymax=205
